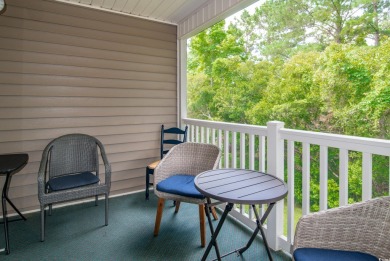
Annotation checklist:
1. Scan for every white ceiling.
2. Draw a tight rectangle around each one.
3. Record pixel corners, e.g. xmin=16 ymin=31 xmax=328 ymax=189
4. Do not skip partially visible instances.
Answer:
xmin=57 ymin=0 xmax=210 ymax=25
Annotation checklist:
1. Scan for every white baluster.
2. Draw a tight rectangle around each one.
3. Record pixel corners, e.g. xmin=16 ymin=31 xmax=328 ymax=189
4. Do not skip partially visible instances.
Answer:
xmin=320 ymin=146 xmax=328 ymax=211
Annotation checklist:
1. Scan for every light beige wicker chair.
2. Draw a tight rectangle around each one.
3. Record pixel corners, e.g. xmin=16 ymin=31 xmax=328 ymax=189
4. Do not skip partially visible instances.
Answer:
xmin=153 ymin=142 xmax=221 ymax=247
xmin=292 ymin=196 xmax=390 ymax=260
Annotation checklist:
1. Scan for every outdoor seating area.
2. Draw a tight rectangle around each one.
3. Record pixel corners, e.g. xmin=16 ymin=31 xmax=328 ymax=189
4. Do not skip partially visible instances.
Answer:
xmin=1 ymin=0 xmax=390 ymax=260
xmin=0 ymin=191 xmax=291 ymax=261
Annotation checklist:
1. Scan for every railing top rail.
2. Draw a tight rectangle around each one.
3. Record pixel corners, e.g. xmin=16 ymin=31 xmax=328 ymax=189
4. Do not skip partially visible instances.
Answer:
xmin=183 ymin=118 xmax=390 ymax=157
xmin=183 ymin=118 xmax=267 ymax=136
xmin=281 ymin=128 xmax=390 ymax=156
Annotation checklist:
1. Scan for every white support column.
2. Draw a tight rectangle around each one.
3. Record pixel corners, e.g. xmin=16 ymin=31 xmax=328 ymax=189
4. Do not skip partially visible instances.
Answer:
xmin=178 ymin=39 xmax=187 ymax=127
xmin=266 ymin=121 xmax=285 ymax=250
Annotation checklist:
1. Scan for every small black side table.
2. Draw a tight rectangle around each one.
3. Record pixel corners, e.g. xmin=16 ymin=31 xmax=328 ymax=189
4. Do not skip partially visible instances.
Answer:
xmin=195 ymin=168 xmax=288 ymax=261
xmin=0 ymin=153 xmax=29 ymax=254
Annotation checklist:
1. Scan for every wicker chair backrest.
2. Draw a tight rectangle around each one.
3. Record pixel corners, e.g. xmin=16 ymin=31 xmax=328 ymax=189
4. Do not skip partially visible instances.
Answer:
xmin=154 ymin=142 xmax=221 ymax=187
xmin=46 ymin=134 xmax=99 ymax=179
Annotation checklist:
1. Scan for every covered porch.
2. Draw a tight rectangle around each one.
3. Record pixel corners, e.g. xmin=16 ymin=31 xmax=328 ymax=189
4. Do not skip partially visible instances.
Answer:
xmin=0 ymin=0 xmax=389 ymax=259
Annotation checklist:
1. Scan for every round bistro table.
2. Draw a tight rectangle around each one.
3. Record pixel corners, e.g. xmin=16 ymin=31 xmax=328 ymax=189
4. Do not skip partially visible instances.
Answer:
xmin=0 ymin=153 xmax=29 ymax=254
xmin=195 ymin=168 xmax=288 ymax=261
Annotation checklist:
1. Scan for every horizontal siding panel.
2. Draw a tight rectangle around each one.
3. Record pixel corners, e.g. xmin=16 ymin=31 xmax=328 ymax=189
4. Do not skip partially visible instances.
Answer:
xmin=111 ymin=186 xmax=146 ymax=197
xmin=0 ymin=26 xmax=176 ymax=58
xmin=0 ymin=123 xmax=176 ymax=142
xmin=105 ymin=141 xmax=158 ymax=155
xmin=0 ymin=61 xmax=176 ymax=82
xmin=0 ymin=38 xmax=176 ymax=66
xmin=0 ymin=15 xmax=176 ymax=51
xmin=8 ymin=149 xmax=158 ymax=185
xmin=0 ymin=73 xmax=176 ymax=90
xmin=9 ymin=0 xmax=177 ymax=35
xmin=108 ymin=149 xmax=158 ymax=163
xmin=0 ymin=97 xmax=176 ymax=107
xmin=0 ymin=132 xmax=160 ymax=153
xmin=111 ymin=158 xmax=156 ymax=173
xmin=0 ymin=115 xmax=177 ymax=130
xmin=0 ymin=85 xmax=176 ymax=99
xmin=9 ymin=166 xmax=145 ymax=190
xmin=8 ymin=154 xmax=158 ymax=186
xmin=3 ymin=140 xmax=158 ymax=167
xmin=0 ymin=0 xmax=177 ymax=214
xmin=111 ymin=176 xmax=144 ymax=191
xmin=0 ymin=49 xmax=176 ymax=74
xmin=111 ymin=168 xmax=145 ymax=183
xmin=5 ymin=5 xmax=176 ymax=43
xmin=0 ymin=107 xmax=176 ymax=119
xmin=8 ymin=183 xmax=37 ymax=199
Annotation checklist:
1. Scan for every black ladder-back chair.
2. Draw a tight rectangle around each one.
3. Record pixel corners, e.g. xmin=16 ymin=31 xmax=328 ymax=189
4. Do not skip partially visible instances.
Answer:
xmin=145 ymin=125 xmax=188 ymax=200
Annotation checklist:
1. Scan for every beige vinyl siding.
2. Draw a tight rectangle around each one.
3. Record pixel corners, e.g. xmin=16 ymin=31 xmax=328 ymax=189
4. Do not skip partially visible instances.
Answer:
xmin=0 ymin=0 xmax=177 ymax=213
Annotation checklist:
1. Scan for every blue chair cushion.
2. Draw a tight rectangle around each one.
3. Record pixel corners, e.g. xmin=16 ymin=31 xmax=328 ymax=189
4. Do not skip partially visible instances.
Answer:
xmin=293 ymin=248 xmax=379 ymax=261
xmin=156 ymin=174 xmax=205 ymax=199
xmin=47 ymin=172 xmax=100 ymax=191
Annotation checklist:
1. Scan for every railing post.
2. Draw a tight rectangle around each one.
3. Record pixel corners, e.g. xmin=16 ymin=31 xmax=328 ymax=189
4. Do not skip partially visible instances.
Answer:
xmin=266 ymin=121 xmax=285 ymax=250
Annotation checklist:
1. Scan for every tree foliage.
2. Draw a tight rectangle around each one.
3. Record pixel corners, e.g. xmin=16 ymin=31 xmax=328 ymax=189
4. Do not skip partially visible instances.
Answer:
xmin=187 ymin=0 xmax=390 ymax=211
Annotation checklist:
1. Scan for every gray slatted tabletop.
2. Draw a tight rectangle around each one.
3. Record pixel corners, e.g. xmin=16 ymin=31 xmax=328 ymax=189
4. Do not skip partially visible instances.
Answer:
xmin=195 ymin=168 xmax=287 ymax=205
xmin=195 ymin=168 xmax=288 ymax=261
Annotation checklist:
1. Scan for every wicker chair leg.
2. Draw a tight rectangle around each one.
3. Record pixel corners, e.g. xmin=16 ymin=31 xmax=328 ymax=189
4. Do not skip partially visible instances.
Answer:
xmin=154 ymin=198 xmax=165 ymax=236
xmin=145 ymin=167 xmax=150 ymax=200
xmin=105 ymin=194 xmax=108 ymax=226
xmin=211 ymin=207 xmax=218 ymax=220
xmin=174 ymin=201 xmax=181 ymax=213
xmin=199 ymin=204 xmax=206 ymax=247
xmin=40 ymin=206 xmax=45 ymax=242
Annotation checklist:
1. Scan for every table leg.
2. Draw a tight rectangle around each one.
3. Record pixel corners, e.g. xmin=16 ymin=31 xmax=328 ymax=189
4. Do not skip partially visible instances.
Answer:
xmin=204 ymin=199 xmax=222 ymax=260
xmin=238 ymin=203 xmax=275 ymax=261
xmin=2 ymin=178 xmax=10 ymax=254
xmin=3 ymin=173 xmax=26 ymax=221
xmin=5 ymin=196 xmax=26 ymax=221
xmin=201 ymin=202 xmax=234 ymax=261
xmin=1 ymin=173 xmax=28 ymax=254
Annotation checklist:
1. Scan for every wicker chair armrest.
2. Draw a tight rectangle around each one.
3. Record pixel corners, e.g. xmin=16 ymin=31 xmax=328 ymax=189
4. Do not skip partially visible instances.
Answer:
xmin=293 ymin=196 xmax=390 ymax=259
xmin=37 ymin=143 xmax=53 ymax=198
xmin=96 ymin=139 xmax=111 ymax=189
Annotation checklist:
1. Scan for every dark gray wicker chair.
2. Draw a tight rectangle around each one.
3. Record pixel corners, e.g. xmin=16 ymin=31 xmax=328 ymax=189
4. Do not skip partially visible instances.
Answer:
xmin=292 ymin=196 xmax=390 ymax=261
xmin=37 ymin=134 xmax=111 ymax=242
xmin=153 ymin=142 xmax=221 ymax=247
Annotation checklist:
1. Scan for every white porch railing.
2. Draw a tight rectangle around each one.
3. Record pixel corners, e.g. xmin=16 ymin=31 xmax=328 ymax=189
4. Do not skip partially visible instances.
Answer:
xmin=182 ymin=118 xmax=390 ymax=253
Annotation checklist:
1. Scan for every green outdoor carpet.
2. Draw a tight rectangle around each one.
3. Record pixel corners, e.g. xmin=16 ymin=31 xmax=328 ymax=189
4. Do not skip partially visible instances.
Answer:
xmin=0 ymin=191 xmax=291 ymax=261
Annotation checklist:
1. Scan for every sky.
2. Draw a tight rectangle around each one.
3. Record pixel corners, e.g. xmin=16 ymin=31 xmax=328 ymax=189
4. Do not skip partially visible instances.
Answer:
xmin=225 ymin=0 xmax=264 ymax=25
